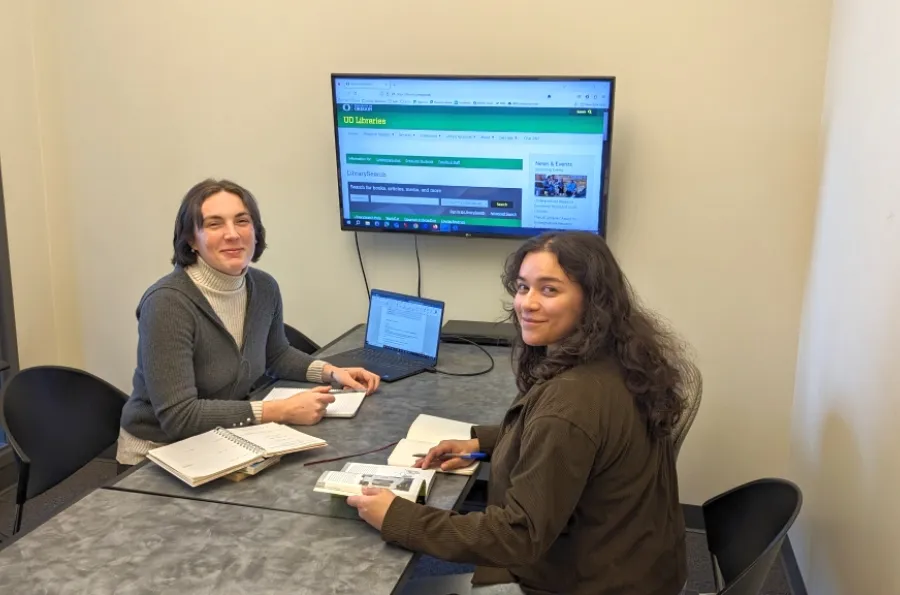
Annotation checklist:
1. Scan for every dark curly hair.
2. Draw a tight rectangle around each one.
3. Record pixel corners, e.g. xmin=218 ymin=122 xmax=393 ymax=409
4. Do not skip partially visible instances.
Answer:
xmin=171 ymin=178 xmax=267 ymax=267
xmin=503 ymin=231 xmax=687 ymax=440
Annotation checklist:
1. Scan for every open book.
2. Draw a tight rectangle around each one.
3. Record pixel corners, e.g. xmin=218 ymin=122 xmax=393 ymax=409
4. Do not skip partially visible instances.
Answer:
xmin=314 ymin=463 xmax=436 ymax=502
xmin=147 ymin=423 xmax=327 ymax=487
xmin=262 ymin=387 xmax=367 ymax=418
xmin=388 ymin=414 xmax=480 ymax=476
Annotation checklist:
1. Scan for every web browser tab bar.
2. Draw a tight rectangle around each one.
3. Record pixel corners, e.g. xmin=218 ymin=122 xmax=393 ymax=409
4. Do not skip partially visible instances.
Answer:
xmin=334 ymin=77 xmax=613 ymax=110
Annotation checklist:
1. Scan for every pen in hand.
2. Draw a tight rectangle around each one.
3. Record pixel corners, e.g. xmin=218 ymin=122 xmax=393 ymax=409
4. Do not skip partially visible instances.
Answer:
xmin=413 ymin=452 xmax=488 ymax=461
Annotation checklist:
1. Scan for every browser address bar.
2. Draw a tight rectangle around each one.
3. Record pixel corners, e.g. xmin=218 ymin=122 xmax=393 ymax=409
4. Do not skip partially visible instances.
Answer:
xmin=340 ymin=80 xmax=391 ymax=89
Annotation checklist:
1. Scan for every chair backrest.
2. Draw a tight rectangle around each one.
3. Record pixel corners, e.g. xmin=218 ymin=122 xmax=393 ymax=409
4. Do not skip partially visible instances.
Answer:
xmin=703 ymin=478 xmax=803 ymax=595
xmin=0 ymin=366 xmax=127 ymax=500
xmin=672 ymin=360 xmax=702 ymax=458
xmin=284 ymin=323 xmax=321 ymax=355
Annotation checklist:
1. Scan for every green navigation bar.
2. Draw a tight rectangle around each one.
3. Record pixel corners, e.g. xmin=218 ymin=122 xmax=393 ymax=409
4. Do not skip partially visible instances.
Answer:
xmin=339 ymin=105 xmax=601 ymax=117
xmin=337 ymin=111 xmax=604 ymax=134
xmin=348 ymin=212 xmax=521 ymax=228
xmin=346 ymin=154 xmax=523 ymax=170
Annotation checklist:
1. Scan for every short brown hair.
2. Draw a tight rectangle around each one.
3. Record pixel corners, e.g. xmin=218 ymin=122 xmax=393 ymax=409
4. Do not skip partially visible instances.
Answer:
xmin=171 ymin=178 xmax=267 ymax=267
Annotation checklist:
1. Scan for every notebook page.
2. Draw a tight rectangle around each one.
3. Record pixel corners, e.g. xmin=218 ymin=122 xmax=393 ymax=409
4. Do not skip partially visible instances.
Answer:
xmin=261 ymin=387 xmax=366 ymax=418
xmin=325 ymin=392 xmax=366 ymax=417
xmin=148 ymin=431 xmax=260 ymax=480
xmin=261 ymin=387 xmax=304 ymax=401
xmin=388 ymin=438 xmax=479 ymax=476
xmin=228 ymin=423 xmax=326 ymax=456
xmin=406 ymin=414 xmax=474 ymax=442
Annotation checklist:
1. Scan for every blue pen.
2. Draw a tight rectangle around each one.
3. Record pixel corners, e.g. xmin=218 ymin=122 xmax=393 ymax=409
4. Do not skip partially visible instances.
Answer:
xmin=412 ymin=452 xmax=488 ymax=461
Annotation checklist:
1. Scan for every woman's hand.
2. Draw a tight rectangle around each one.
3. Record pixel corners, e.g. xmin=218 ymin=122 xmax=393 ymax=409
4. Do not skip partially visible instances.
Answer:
xmin=325 ymin=365 xmax=380 ymax=395
xmin=262 ymin=386 xmax=335 ymax=425
xmin=346 ymin=487 xmax=397 ymax=531
xmin=414 ymin=438 xmax=481 ymax=472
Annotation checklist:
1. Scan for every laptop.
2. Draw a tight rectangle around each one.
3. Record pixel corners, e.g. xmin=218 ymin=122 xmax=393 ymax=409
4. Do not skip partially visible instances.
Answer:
xmin=324 ymin=289 xmax=445 ymax=382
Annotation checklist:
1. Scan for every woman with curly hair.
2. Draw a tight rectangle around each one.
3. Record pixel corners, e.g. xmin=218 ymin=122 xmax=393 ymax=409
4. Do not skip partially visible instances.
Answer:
xmin=348 ymin=231 xmax=688 ymax=595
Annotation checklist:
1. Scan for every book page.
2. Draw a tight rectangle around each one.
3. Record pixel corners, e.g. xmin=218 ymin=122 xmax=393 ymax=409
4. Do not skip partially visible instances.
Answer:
xmin=148 ymin=431 xmax=260 ymax=480
xmin=314 ymin=470 xmax=424 ymax=501
xmin=342 ymin=463 xmax=435 ymax=486
xmin=406 ymin=414 xmax=474 ymax=442
xmin=228 ymin=423 xmax=326 ymax=456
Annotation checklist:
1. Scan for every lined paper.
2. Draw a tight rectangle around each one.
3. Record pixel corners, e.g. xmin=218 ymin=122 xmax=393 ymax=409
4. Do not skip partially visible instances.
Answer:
xmin=261 ymin=387 xmax=367 ymax=418
xmin=229 ymin=423 xmax=326 ymax=455
xmin=149 ymin=432 xmax=259 ymax=479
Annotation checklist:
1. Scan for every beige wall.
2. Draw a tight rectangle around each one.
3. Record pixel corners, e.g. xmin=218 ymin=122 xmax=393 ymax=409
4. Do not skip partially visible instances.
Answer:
xmin=2 ymin=0 xmax=830 ymax=505
xmin=0 ymin=0 xmax=69 ymax=368
xmin=790 ymin=0 xmax=900 ymax=592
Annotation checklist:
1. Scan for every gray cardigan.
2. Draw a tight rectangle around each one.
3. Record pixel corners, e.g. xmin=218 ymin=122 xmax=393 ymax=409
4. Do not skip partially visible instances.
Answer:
xmin=120 ymin=266 xmax=319 ymax=443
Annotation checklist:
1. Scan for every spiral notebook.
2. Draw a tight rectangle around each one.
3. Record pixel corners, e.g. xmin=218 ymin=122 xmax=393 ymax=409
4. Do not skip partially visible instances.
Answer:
xmin=147 ymin=423 xmax=327 ymax=487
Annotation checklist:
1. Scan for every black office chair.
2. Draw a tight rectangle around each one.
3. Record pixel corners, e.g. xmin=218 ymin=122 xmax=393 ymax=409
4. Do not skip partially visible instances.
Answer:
xmin=284 ymin=323 xmax=321 ymax=354
xmin=673 ymin=360 xmax=703 ymax=460
xmin=0 ymin=366 xmax=127 ymax=534
xmin=703 ymin=478 xmax=802 ymax=594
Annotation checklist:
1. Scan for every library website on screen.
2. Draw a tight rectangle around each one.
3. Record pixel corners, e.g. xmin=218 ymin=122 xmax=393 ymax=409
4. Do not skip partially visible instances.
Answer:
xmin=335 ymin=90 xmax=609 ymax=233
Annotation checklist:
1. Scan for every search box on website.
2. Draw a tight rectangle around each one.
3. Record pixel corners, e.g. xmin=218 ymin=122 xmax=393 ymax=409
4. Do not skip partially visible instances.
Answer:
xmin=370 ymin=196 xmax=440 ymax=206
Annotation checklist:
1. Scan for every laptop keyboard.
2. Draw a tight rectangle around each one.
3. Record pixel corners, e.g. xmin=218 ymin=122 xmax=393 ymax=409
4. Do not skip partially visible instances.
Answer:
xmin=359 ymin=348 xmax=408 ymax=364
xmin=350 ymin=348 xmax=425 ymax=375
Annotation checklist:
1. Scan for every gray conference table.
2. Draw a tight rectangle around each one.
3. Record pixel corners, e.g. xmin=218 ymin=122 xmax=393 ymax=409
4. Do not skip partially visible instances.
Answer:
xmin=0 ymin=324 xmax=518 ymax=594
xmin=0 ymin=489 xmax=412 ymax=595
xmin=109 ymin=324 xmax=516 ymax=519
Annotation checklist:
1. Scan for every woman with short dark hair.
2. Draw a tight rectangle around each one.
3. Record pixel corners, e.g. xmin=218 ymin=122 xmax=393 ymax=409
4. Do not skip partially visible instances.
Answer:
xmin=349 ymin=231 xmax=689 ymax=595
xmin=117 ymin=178 xmax=379 ymax=465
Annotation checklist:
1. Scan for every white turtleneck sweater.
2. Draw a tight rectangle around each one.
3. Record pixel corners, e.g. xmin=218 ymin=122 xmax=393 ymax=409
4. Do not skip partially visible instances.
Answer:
xmin=117 ymin=257 xmax=325 ymax=464
xmin=187 ymin=255 xmax=250 ymax=348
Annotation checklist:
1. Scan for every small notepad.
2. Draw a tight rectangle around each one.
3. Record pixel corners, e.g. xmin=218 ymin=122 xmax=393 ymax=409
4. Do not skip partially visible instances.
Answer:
xmin=262 ymin=387 xmax=367 ymax=418
xmin=387 ymin=414 xmax=479 ymax=476
xmin=147 ymin=423 xmax=327 ymax=487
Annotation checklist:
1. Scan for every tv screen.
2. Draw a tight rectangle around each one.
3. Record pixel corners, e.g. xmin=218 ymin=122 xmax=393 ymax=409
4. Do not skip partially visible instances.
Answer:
xmin=331 ymin=75 xmax=615 ymax=239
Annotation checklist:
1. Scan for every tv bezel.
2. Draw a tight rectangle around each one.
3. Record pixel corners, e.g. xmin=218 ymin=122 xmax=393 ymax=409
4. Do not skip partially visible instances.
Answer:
xmin=330 ymin=73 xmax=616 ymax=240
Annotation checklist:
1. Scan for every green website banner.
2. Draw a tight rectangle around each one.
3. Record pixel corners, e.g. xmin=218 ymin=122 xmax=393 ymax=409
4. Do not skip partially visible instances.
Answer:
xmin=346 ymin=154 xmax=522 ymax=170
xmin=348 ymin=211 xmax=521 ymax=228
xmin=336 ymin=110 xmax=604 ymax=134
xmin=340 ymin=105 xmax=598 ymax=116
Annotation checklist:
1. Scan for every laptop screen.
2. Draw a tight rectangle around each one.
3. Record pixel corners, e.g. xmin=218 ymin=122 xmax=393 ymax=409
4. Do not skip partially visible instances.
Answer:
xmin=364 ymin=289 xmax=445 ymax=361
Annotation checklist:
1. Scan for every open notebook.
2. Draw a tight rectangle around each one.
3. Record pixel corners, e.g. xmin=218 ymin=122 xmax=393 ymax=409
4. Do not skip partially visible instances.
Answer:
xmin=262 ymin=387 xmax=367 ymax=418
xmin=147 ymin=423 xmax=327 ymax=487
xmin=387 ymin=414 xmax=480 ymax=476
xmin=314 ymin=463 xmax=436 ymax=503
